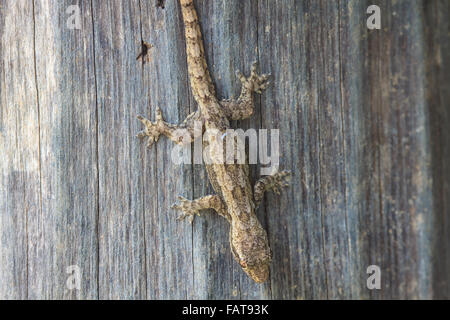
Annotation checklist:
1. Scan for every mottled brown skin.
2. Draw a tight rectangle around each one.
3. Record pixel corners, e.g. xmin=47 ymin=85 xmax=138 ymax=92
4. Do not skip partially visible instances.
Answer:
xmin=137 ymin=0 xmax=290 ymax=283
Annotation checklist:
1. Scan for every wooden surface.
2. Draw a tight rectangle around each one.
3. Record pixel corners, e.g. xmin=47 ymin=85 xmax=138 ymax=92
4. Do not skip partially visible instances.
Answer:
xmin=1 ymin=0 xmax=449 ymax=299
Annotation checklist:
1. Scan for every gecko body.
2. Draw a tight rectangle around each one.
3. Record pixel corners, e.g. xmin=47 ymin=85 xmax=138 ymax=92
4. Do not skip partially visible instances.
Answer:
xmin=137 ymin=0 xmax=290 ymax=283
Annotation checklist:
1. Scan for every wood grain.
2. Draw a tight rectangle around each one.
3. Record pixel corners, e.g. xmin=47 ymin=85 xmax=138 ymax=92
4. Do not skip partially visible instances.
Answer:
xmin=30 ymin=0 xmax=99 ymax=299
xmin=0 ymin=0 xmax=39 ymax=300
xmin=0 ymin=0 xmax=449 ymax=299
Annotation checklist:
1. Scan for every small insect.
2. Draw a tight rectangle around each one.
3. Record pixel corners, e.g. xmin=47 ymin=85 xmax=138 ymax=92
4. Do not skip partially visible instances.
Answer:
xmin=136 ymin=41 xmax=153 ymax=65
xmin=156 ymin=0 xmax=165 ymax=9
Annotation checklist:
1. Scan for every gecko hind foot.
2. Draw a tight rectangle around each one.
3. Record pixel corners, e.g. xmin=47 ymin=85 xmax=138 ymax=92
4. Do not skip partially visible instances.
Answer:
xmin=254 ymin=171 xmax=291 ymax=207
xmin=269 ymin=170 xmax=291 ymax=194
xmin=136 ymin=107 xmax=165 ymax=148
xmin=236 ymin=61 xmax=271 ymax=94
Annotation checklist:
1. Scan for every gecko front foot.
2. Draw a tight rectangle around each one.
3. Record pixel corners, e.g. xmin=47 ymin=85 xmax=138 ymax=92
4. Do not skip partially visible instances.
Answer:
xmin=171 ymin=196 xmax=201 ymax=223
xmin=236 ymin=61 xmax=271 ymax=94
xmin=171 ymin=195 xmax=229 ymax=223
xmin=136 ymin=107 xmax=165 ymax=148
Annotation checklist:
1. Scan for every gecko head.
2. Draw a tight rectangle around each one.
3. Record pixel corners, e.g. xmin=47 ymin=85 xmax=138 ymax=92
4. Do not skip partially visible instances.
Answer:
xmin=232 ymin=239 xmax=272 ymax=283
xmin=230 ymin=219 xmax=272 ymax=283
xmin=240 ymin=260 xmax=271 ymax=283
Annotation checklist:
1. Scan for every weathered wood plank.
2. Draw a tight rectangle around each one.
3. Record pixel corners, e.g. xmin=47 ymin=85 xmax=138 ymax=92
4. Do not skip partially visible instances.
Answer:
xmin=372 ymin=0 xmax=432 ymax=299
xmin=338 ymin=0 xmax=373 ymax=300
xmin=423 ymin=0 xmax=450 ymax=299
xmin=91 ymin=0 xmax=147 ymax=299
xmin=257 ymin=0 xmax=330 ymax=299
xmin=138 ymin=0 xmax=195 ymax=299
xmin=314 ymin=0 xmax=352 ymax=299
xmin=338 ymin=0 xmax=386 ymax=299
xmin=422 ymin=1 xmax=450 ymax=299
xmin=30 ymin=0 xmax=99 ymax=299
xmin=0 ymin=0 xmax=40 ymax=300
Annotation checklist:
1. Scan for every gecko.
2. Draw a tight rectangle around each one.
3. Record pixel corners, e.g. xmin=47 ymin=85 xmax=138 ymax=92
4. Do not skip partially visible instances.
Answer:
xmin=137 ymin=0 xmax=290 ymax=283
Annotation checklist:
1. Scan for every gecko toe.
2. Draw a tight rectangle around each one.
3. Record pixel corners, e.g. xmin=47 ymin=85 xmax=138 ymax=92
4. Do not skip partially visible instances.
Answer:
xmin=146 ymin=137 xmax=155 ymax=148
xmin=251 ymin=61 xmax=258 ymax=72
xmin=136 ymin=131 xmax=147 ymax=139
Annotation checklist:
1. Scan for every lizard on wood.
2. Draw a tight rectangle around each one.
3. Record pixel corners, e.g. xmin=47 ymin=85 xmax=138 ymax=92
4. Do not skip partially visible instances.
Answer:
xmin=137 ymin=0 xmax=290 ymax=283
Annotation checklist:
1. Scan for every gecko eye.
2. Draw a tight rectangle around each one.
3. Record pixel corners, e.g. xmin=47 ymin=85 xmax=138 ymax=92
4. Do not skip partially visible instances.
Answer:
xmin=239 ymin=260 xmax=248 ymax=269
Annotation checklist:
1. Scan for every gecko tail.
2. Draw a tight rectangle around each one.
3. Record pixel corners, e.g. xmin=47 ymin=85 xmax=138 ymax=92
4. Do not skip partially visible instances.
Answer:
xmin=179 ymin=0 xmax=216 ymax=103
